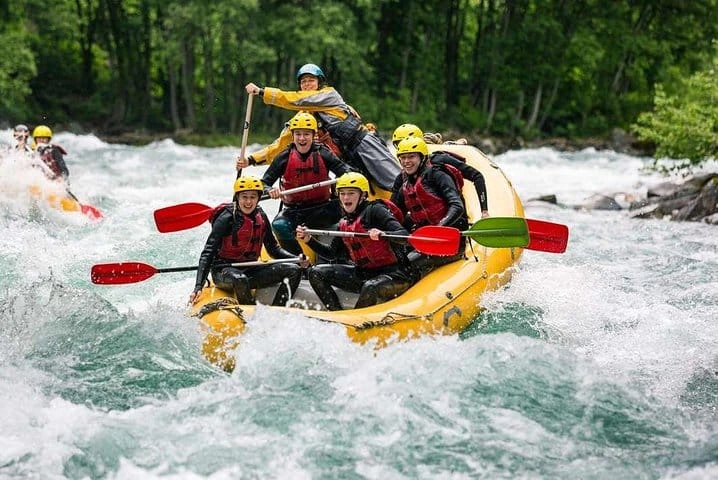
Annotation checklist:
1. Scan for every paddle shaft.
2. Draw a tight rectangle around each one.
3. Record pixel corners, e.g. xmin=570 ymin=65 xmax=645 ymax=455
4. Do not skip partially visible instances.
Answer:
xmin=158 ymin=257 xmax=299 ymax=273
xmin=264 ymin=178 xmax=338 ymax=200
xmin=66 ymin=190 xmax=80 ymax=202
xmin=91 ymin=258 xmax=302 ymax=285
xmin=304 ymin=225 xmax=461 ymax=255
xmin=153 ymin=180 xmax=340 ymax=233
xmin=305 ymin=229 xmax=403 ymax=240
xmin=237 ymin=94 xmax=254 ymax=179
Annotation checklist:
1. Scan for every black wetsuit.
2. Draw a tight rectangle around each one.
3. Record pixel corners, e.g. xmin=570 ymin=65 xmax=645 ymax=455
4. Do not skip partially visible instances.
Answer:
xmin=304 ymin=200 xmax=415 ymax=311
xmin=429 ymin=151 xmax=489 ymax=212
xmin=194 ymin=206 xmax=301 ymax=306
xmin=391 ymin=163 xmax=468 ymax=278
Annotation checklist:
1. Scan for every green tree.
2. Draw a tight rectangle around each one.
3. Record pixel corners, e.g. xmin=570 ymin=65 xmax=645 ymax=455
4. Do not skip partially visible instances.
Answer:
xmin=0 ymin=0 xmax=37 ymax=120
xmin=633 ymin=54 xmax=718 ymax=173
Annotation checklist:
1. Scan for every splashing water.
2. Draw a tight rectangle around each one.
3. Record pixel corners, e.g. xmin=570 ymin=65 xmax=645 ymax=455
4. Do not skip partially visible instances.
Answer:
xmin=1 ymin=131 xmax=717 ymax=479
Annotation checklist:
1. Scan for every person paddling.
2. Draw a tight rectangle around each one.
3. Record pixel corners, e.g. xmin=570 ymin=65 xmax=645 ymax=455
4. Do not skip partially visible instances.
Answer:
xmin=189 ymin=176 xmax=308 ymax=307
xmin=391 ymin=137 xmax=468 ymax=279
xmin=296 ymin=172 xmax=416 ymax=311
xmin=32 ymin=125 xmax=70 ymax=184
xmin=257 ymin=111 xmax=354 ymax=255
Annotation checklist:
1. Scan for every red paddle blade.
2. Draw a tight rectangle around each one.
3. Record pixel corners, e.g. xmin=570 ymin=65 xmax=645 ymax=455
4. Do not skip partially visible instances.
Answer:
xmin=526 ymin=219 xmax=569 ymax=253
xmin=80 ymin=204 xmax=103 ymax=221
xmin=91 ymin=262 xmax=158 ymax=284
xmin=154 ymin=202 xmax=212 ymax=233
xmin=408 ymin=225 xmax=461 ymax=256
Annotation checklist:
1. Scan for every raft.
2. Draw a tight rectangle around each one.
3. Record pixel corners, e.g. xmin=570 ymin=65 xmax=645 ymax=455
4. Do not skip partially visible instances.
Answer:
xmin=29 ymin=184 xmax=103 ymax=221
xmin=190 ymin=144 xmax=524 ymax=372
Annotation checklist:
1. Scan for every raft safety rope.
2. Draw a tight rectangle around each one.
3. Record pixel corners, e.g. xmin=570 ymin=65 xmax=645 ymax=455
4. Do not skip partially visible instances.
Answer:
xmin=356 ymin=312 xmax=421 ymax=330
xmin=193 ymin=297 xmax=244 ymax=319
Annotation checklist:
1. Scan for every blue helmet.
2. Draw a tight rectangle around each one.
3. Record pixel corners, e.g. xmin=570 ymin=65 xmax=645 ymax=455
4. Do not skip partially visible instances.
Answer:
xmin=296 ymin=63 xmax=326 ymax=85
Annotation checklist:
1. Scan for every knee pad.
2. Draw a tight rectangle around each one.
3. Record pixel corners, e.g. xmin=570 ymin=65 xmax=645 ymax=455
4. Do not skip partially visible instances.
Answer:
xmin=272 ymin=216 xmax=295 ymax=241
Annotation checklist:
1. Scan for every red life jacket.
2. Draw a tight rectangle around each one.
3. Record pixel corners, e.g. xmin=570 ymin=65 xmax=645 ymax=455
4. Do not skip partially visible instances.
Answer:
xmin=209 ymin=203 xmax=232 ymax=224
xmin=339 ymin=210 xmax=398 ymax=269
xmin=281 ymin=146 xmax=331 ymax=205
xmin=401 ymin=163 xmax=464 ymax=227
xmin=211 ymin=205 xmax=266 ymax=261
xmin=316 ymin=129 xmax=343 ymax=158
xmin=372 ymin=199 xmax=404 ymax=224
xmin=38 ymin=144 xmax=67 ymax=179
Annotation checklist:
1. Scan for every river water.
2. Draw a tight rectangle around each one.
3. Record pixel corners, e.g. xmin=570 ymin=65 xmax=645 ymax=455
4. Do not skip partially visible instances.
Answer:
xmin=1 ymin=132 xmax=716 ymax=479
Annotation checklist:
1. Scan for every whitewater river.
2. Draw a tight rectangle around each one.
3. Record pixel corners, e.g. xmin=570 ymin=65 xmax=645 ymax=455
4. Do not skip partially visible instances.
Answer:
xmin=1 ymin=132 xmax=716 ymax=479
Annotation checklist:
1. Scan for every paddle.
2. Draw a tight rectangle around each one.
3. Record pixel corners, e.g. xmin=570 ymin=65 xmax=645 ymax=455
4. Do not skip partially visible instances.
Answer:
xmin=91 ymin=258 xmax=300 ymax=285
xmin=304 ymin=225 xmax=460 ymax=256
xmin=460 ymin=217 xmax=530 ymax=248
xmin=461 ymin=217 xmax=570 ymax=253
xmin=526 ymin=219 xmax=569 ymax=253
xmin=66 ymin=189 xmax=103 ymax=220
xmin=236 ymin=94 xmax=254 ymax=179
xmin=153 ymin=179 xmax=339 ymax=233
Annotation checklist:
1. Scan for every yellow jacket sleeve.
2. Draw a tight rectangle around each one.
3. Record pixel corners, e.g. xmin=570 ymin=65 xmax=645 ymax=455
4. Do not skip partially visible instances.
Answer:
xmin=262 ymin=87 xmax=349 ymax=120
xmin=251 ymin=127 xmax=293 ymax=165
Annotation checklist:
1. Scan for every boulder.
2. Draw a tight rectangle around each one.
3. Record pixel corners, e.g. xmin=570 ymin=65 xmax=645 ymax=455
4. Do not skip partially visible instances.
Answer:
xmin=629 ymin=173 xmax=717 ymax=223
xmin=673 ymin=178 xmax=718 ymax=221
xmin=577 ymin=194 xmax=623 ymax=211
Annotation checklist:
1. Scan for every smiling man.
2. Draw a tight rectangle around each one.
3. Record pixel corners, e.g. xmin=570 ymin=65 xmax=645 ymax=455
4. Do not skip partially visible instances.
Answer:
xmin=259 ymin=111 xmax=354 ymax=255
xmin=296 ymin=172 xmax=416 ymax=311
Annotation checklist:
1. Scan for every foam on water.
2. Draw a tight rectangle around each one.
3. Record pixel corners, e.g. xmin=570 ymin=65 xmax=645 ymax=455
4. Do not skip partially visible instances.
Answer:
xmin=1 ymin=135 xmax=717 ymax=479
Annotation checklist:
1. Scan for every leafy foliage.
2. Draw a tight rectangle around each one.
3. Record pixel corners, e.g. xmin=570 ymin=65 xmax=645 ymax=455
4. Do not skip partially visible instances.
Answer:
xmin=0 ymin=0 xmax=716 ymax=162
xmin=634 ymin=55 xmax=718 ymax=173
xmin=0 ymin=27 xmax=36 ymax=119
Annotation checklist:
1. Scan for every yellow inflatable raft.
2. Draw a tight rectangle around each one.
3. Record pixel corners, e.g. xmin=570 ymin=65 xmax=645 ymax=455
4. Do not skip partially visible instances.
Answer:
xmin=29 ymin=184 xmax=103 ymax=221
xmin=190 ymin=144 xmax=524 ymax=372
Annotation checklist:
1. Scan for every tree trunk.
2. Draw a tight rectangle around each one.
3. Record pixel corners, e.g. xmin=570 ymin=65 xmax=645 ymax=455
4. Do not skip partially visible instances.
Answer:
xmin=168 ymin=59 xmax=181 ymax=131
xmin=525 ymin=82 xmax=542 ymax=132
xmin=444 ymin=0 xmax=463 ymax=109
xmin=513 ymin=90 xmax=524 ymax=135
xmin=485 ymin=89 xmax=497 ymax=132
xmin=138 ymin=0 xmax=152 ymax=126
xmin=74 ymin=0 xmax=97 ymax=94
xmin=201 ymin=31 xmax=216 ymax=132
xmin=538 ymin=78 xmax=560 ymax=131
xmin=181 ymin=38 xmax=196 ymax=131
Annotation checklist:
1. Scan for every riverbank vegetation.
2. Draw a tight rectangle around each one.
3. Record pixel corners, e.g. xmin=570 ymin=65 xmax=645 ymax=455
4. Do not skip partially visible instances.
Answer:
xmin=1 ymin=0 xmax=716 ymax=170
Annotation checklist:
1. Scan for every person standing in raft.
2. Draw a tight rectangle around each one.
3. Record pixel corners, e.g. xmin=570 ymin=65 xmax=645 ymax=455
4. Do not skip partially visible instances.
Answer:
xmin=238 ymin=63 xmax=401 ymax=191
xmin=259 ymin=111 xmax=354 ymax=255
xmin=31 ymin=125 xmax=70 ymax=183
xmin=392 ymin=123 xmax=490 ymax=218
xmin=391 ymin=137 xmax=468 ymax=279
xmin=189 ymin=176 xmax=308 ymax=307
xmin=296 ymin=172 xmax=416 ymax=311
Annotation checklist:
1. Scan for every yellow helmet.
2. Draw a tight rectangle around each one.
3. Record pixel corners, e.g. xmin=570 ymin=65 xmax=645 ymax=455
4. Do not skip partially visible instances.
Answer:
xmin=233 ymin=176 xmax=264 ymax=194
xmin=336 ymin=172 xmax=369 ymax=195
xmin=396 ymin=136 xmax=429 ymax=158
xmin=33 ymin=125 xmax=53 ymax=139
xmin=392 ymin=123 xmax=424 ymax=147
xmin=288 ymin=111 xmax=317 ymax=132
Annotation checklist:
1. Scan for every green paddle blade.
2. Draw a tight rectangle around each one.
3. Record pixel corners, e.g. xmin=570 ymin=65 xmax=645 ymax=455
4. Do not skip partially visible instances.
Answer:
xmin=461 ymin=217 xmax=530 ymax=248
